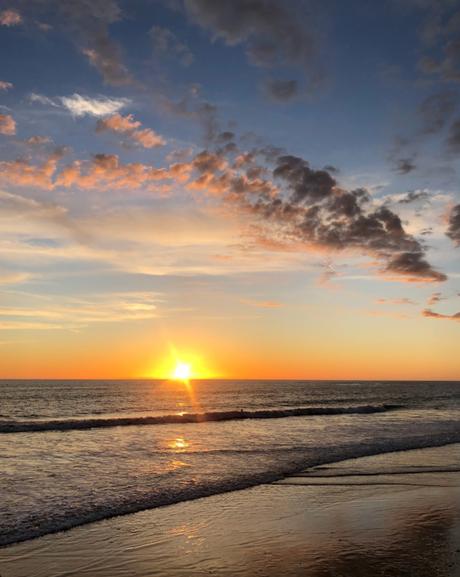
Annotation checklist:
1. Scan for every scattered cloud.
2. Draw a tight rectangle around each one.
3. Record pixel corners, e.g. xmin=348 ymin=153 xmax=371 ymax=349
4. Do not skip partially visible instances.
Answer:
xmin=240 ymin=298 xmax=283 ymax=308
xmin=150 ymin=25 xmax=194 ymax=66
xmin=422 ymin=308 xmax=460 ymax=321
xmin=30 ymin=92 xmax=130 ymax=118
xmin=0 ymin=9 xmax=21 ymax=26
xmin=25 ymin=135 xmax=52 ymax=146
xmin=0 ymin=81 xmax=13 ymax=91
xmin=96 ymin=114 xmax=166 ymax=148
xmin=265 ymin=79 xmax=298 ymax=102
xmin=427 ymin=292 xmax=445 ymax=306
xmin=59 ymin=0 xmax=132 ymax=85
xmin=0 ymin=114 xmax=16 ymax=135
xmin=61 ymin=94 xmax=130 ymax=117
xmin=447 ymin=204 xmax=460 ymax=245
xmin=376 ymin=297 xmax=416 ymax=305
xmin=182 ymin=0 xmax=320 ymax=96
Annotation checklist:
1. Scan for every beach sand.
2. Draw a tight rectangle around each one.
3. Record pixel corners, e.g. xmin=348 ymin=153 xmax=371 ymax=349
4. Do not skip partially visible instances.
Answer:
xmin=2 ymin=444 xmax=460 ymax=577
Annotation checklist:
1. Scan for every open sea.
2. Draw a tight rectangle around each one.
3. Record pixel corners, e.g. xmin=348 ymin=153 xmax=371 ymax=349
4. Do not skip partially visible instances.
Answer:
xmin=1 ymin=379 xmax=460 ymax=547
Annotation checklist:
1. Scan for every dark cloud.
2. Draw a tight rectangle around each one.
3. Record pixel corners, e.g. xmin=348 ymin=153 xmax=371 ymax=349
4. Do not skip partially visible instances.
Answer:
xmin=182 ymin=0 xmax=321 ymax=99
xmin=150 ymin=25 xmax=194 ymax=66
xmin=398 ymin=190 xmax=429 ymax=204
xmin=422 ymin=308 xmax=460 ymax=320
xmin=427 ymin=292 xmax=444 ymax=305
xmin=265 ymin=79 xmax=298 ymax=102
xmin=446 ymin=203 xmax=460 ymax=244
xmin=186 ymin=142 xmax=447 ymax=283
xmin=394 ymin=157 xmax=417 ymax=174
xmin=59 ymin=0 xmax=132 ymax=85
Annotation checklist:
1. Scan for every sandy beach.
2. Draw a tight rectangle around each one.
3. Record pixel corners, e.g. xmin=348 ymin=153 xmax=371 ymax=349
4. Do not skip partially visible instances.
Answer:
xmin=2 ymin=443 xmax=460 ymax=577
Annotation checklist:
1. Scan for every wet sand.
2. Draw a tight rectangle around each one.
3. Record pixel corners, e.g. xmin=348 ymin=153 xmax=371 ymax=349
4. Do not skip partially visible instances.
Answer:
xmin=2 ymin=444 xmax=460 ymax=577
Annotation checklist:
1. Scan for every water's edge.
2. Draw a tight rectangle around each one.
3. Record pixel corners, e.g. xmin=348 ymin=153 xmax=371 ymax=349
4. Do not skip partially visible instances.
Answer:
xmin=1 ymin=432 xmax=459 ymax=549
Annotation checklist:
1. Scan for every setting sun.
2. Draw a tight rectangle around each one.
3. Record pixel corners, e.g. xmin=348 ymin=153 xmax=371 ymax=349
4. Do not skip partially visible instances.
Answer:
xmin=172 ymin=362 xmax=192 ymax=381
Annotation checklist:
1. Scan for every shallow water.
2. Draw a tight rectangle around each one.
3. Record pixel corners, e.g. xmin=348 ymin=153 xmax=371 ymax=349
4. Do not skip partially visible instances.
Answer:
xmin=1 ymin=379 xmax=460 ymax=546
xmin=2 ymin=444 xmax=460 ymax=577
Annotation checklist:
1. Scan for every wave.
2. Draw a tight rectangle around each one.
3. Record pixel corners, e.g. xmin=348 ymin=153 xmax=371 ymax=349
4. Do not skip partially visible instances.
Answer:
xmin=0 ymin=404 xmax=403 ymax=434
xmin=1 ymin=430 xmax=460 ymax=548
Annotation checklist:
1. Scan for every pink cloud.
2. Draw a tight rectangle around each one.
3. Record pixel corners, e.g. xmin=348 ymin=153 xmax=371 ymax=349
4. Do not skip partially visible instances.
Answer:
xmin=422 ymin=309 xmax=460 ymax=321
xmin=96 ymin=114 xmax=165 ymax=148
xmin=0 ymin=9 xmax=22 ymax=26
xmin=0 ymin=114 xmax=16 ymax=135
xmin=0 ymin=81 xmax=13 ymax=91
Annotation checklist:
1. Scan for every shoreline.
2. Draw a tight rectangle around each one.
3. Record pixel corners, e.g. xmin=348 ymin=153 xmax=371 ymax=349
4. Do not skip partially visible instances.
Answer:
xmin=2 ymin=443 xmax=460 ymax=576
xmin=2 ymin=435 xmax=460 ymax=549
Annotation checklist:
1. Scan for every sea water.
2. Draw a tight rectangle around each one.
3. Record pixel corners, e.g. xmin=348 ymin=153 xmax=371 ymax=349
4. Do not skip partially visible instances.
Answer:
xmin=1 ymin=379 xmax=460 ymax=546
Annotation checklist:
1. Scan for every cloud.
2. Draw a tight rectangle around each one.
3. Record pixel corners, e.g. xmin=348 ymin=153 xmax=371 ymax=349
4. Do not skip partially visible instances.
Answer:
xmin=427 ymin=292 xmax=445 ymax=305
xmin=265 ymin=79 xmax=298 ymax=102
xmin=25 ymin=135 xmax=52 ymax=146
xmin=446 ymin=204 xmax=460 ymax=245
xmin=0 ymin=270 xmax=31 ymax=285
xmin=0 ymin=81 xmax=13 ymax=91
xmin=0 ymin=291 xmax=160 ymax=331
xmin=240 ymin=298 xmax=283 ymax=308
xmin=397 ymin=191 xmax=430 ymax=204
xmin=96 ymin=114 xmax=166 ymax=148
xmin=183 ymin=143 xmax=447 ymax=283
xmin=58 ymin=0 xmax=132 ymax=85
xmin=182 ymin=0 xmax=319 ymax=95
xmin=60 ymin=94 xmax=130 ymax=117
xmin=422 ymin=308 xmax=460 ymax=321
xmin=30 ymin=92 xmax=130 ymax=118
xmin=0 ymin=114 xmax=16 ymax=136
xmin=0 ymin=9 xmax=21 ymax=26
xmin=0 ymin=148 xmax=67 ymax=190
xmin=150 ymin=25 xmax=194 ymax=66
xmin=376 ymin=298 xmax=416 ymax=305
xmin=0 ymin=114 xmax=16 ymax=135
xmin=418 ymin=91 xmax=458 ymax=134
xmin=394 ymin=157 xmax=417 ymax=174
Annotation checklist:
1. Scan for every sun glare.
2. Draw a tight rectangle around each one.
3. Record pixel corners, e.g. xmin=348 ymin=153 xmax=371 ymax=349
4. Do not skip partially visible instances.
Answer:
xmin=172 ymin=361 xmax=192 ymax=381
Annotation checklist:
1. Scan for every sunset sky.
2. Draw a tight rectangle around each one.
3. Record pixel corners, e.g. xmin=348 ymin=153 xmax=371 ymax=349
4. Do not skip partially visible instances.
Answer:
xmin=0 ymin=0 xmax=459 ymax=379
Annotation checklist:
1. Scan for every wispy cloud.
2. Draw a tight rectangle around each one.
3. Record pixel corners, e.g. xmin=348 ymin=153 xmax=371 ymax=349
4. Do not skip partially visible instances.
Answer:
xmin=30 ymin=92 xmax=130 ymax=117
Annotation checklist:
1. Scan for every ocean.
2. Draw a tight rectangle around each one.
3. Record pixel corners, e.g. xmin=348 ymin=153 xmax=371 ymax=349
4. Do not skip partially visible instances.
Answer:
xmin=1 ymin=379 xmax=460 ymax=547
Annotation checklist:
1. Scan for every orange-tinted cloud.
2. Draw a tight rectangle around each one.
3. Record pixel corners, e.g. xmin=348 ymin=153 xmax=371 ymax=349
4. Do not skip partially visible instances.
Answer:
xmin=96 ymin=114 xmax=165 ymax=148
xmin=0 ymin=9 xmax=21 ymax=26
xmin=0 ymin=114 xmax=16 ymax=135
xmin=422 ymin=309 xmax=460 ymax=321
xmin=56 ymin=154 xmax=189 ymax=191
xmin=0 ymin=81 xmax=13 ymax=91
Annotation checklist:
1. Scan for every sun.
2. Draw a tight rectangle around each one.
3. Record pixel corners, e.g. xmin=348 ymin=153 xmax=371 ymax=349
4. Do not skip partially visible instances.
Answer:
xmin=172 ymin=361 xmax=192 ymax=381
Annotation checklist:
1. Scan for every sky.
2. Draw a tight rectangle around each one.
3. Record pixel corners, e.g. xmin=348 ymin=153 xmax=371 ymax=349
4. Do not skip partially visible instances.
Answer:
xmin=0 ymin=0 xmax=459 ymax=380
